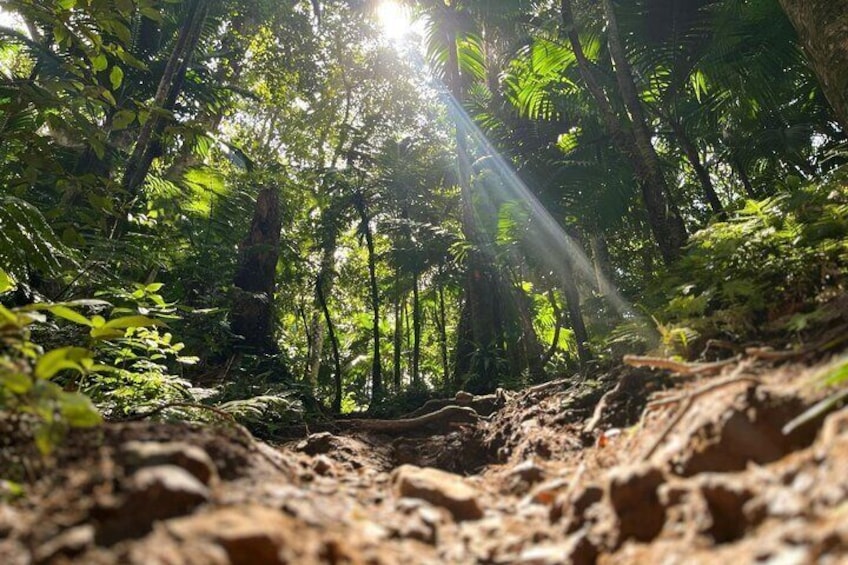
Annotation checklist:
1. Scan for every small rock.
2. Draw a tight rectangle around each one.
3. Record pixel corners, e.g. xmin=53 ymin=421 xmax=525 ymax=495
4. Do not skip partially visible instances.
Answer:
xmin=392 ymin=465 xmax=484 ymax=521
xmin=94 ymin=465 xmax=210 ymax=544
xmin=34 ymin=524 xmax=94 ymax=563
xmin=122 ymin=441 xmax=218 ymax=485
xmin=296 ymin=432 xmax=338 ymax=455
xmin=312 ymin=455 xmax=334 ymax=476
xmin=607 ymin=464 xmax=666 ymax=544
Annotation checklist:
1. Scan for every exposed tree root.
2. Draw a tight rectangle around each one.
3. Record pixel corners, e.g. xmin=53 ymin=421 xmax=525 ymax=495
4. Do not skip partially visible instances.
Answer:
xmin=338 ymin=406 xmax=480 ymax=434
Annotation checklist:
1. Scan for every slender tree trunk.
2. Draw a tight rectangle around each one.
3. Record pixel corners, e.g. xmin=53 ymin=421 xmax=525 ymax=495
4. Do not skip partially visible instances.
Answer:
xmin=393 ymin=273 xmax=403 ymax=390
xmin=231 ymin=187 xmax=282 ymax=353
xmin=778 ymin=0 xmax=848 ymax=131
xmin=600 ymin=0 xmax=687 ymax=260
xmin=307 ymin=230 xmax=337 ymax=389
xmin=561 ymin=267 xmax=591 ymax=367
xmin=121 ymin=0 xmax=210 ymax=203
xmin=411 ymin=270 xmax=421 ymax=387
xmin=667 ymin=119 xmax=724 ymax=216
xmin=354 ymin=192 xmax=382 ymax=403
xmin=445 ymin=15 xmax=499 ymax=389
xmin=437 ymin=283 xmax=449 ymax=386
xmin=588 ymin=231 xmax=615 ymax=298
xmin=316 ymin=273 xmax=343 ymax=414
xmin=541 ymin=289 xmax=563 ymax=366
xmin=561 ymin=0 xmax=687 ymax=264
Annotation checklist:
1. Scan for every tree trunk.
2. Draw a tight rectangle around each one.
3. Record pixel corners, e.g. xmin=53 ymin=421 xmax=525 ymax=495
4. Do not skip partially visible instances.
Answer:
xmin=588 ymin=231 xmax=615 ymax=298
xmin=411 ymin=270 xmax=421 ymax=387
xmin=667 ymin=119 xmax=724 ymax=216
xmin=231 ymin=187 xmax=282 ymax=353
xmin=316 ymin=273 xmax=343 ymax=414
xmin=561 ymin=0 xmax=687 ymax=264
xmin=354 ymin=192 xmax=383 ymax=403
xmin=437 ymin=282 xmax=449 ymax=386
xmin=393 ymin=273 xmax=403 ymax=390
xmin=541 ymin=290 xmax=563 ymax=366
xmin=307 ymin=227 xmax=337 ymax=388
xmin=600 ymin=0 xmax=688 ymax=261
xmin=778 ymin=0 xmax=848 ymax=131
xmin=121 ymin=0 xmax=210 ymax=203
xmin=561 ymin=266 xmax=591 ymax=367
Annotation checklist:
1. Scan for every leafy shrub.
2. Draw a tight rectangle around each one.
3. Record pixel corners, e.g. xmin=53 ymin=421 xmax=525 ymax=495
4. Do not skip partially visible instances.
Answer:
xmin=659 ymin=182 xmax=847 ymax=341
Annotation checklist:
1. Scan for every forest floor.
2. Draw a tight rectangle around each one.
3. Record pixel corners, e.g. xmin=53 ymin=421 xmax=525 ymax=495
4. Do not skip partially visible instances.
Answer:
xmin=3 ymin=340 xmax=848 ymax=564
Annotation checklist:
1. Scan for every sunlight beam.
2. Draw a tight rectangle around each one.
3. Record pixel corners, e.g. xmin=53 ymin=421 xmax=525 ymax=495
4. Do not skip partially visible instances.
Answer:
xmin=440 ymin=93 xmax=638 ymax=321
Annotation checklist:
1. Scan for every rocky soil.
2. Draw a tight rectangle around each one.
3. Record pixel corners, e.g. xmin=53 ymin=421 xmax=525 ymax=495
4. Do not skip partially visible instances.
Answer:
xmin=2 ymin=351 xmax=848 ymax=564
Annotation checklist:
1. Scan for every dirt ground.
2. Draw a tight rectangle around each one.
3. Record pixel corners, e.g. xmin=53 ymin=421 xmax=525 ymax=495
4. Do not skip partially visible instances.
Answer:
xmin=2 ymin=349 xmax=848 ymax=564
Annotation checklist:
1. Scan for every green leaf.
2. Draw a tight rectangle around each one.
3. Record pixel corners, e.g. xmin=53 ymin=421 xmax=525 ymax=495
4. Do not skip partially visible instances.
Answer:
xmin=112 ymin=109 xmax=135 ymax=130
xmin=92 ymin=53 xmax=108 ymax=72
xmin=90 ymin=315 xmax=164 ymax=339
xmin=34 ymin=347 xmax=91 ymax=379
xmin=46 ymin=305 xmax=93 ymax=327
xmin=58 ymin=0 xmax=76 ymax=9
xmin=0 ymin=270 xmax=12 ymax=293
xmin=59 ymin=392 xmax=102 ymax=427
xmin=109 ymin=65 xmax=124 ymax=90
xmin=145 ymin=283 xmax=164 ymax=293
xmin=140 ymin=7 xmax=164 ymax=22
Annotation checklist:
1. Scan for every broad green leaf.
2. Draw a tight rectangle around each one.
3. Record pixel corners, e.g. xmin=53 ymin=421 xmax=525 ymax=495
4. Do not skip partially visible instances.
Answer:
xmin=145 ymin=283 xmax=164 ymax=292
xmin=140 ymin=7 xmax=164 ymax=22
xmin=90 ymin=315 xmax=164 ymax=339
xmin=59 ymin=392 xmax=102 ymax=427
xmin=58 ymin=0 xmax=76 ymax=9
xmin=34 ymin=347 xmax=91 ymax=379
xmin=109 ymin=65 xmax=124 ymax=90
xmin=46 ymin=305 xmax=93 ymax=327
xmin=92 ymin=53 xmax=108 ymax=72
xmin=0 ymin=270 xmax=11 ymax=293
xmin=112 ymin=109 xmax=135 ymax=130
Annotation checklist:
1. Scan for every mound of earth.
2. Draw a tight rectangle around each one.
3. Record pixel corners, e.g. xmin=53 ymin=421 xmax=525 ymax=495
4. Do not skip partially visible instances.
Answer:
xmin=2 ymin=352 xmax=848 ymax=564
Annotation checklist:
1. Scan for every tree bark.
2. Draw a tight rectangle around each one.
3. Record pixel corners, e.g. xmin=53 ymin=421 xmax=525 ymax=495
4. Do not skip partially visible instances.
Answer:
xmin=353 ymin=192 xmax=383 ymax=403
xmin=307 ymin=225 xmax=338 ymax=388
xmin=411 ymin=270 xmax=422 ymax=387
xmin=667 ymin=119 xmax=724 ymax=216
xmin=561 ymin=265 xmax=592 ymax=367
xmin=316 ymin=272 xmax=343 ymax=414
xmin=437 ymin=282 xmax=449 ymax=386
xmin=778 ymin=0 xmax=848 ymax=131
xmin=393 ymin=273 xmax=403 ymax=390
xmin=231 ymin=187 xmax=282 ymax=353
xmin=599 ymin=0 xmax=688 ymax=260
xmin=561 ymin=0 xmax=687 ymax=263
xmin=541 ymin=290 xmax=563 ymax=366
xmin=121 ymin=0 xmax=210 ymax=203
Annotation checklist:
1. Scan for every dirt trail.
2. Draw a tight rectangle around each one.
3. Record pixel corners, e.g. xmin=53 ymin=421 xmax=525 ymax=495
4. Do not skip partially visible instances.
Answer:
xmin=2 ymin=353 xmax=848 ymax=564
